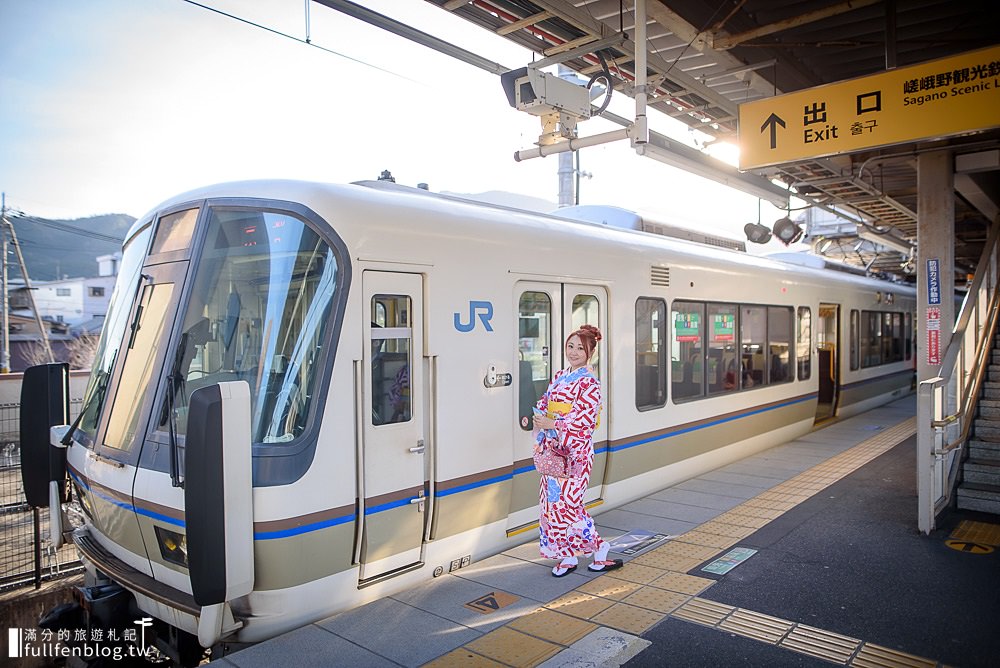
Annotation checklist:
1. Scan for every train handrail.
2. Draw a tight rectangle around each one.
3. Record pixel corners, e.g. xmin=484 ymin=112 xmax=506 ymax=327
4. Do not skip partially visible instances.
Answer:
xmin=918 ymin=215 xmax=1000 ymax=533
xmin=423 ymin=355 xmax=438 ymax=543
xmin=935 ymin=220 xmax=1000 ymax=435
xmin=352 ymin=360 xmax=365 ymax=566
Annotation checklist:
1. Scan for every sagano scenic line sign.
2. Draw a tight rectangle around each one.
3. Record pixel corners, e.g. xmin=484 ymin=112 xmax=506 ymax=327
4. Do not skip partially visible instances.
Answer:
xmin=738 ymin=44 xmax=1000 ymax=170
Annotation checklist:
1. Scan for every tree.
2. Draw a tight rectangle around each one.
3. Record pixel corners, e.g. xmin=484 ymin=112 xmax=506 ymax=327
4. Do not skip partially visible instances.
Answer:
xmin=20 ymin=334 xmax=99 ymax=370
xmin=66 ymin=335 xmax=99 ymax=370
xmin=20 ymin=340 xmax=53 ymax=369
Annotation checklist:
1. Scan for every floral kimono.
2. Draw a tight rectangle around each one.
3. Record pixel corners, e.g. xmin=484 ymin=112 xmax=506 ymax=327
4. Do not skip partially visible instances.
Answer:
xmin=535 ymin=366 xmax=605 ymax=559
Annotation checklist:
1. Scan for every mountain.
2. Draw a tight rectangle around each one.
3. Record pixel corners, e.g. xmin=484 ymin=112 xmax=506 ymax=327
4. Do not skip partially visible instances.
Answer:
xmin=9 ymin=214 xmax=134 ymax=282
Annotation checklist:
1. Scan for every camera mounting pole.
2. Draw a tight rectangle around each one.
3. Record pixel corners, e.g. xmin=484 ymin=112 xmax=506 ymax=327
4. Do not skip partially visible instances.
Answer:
xmin=506 ymin=0 xmax=650 ymax=162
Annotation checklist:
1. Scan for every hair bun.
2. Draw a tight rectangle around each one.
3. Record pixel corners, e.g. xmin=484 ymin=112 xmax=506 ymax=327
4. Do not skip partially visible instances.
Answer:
xmin=579 ymin=324 xmax=602 ymax=342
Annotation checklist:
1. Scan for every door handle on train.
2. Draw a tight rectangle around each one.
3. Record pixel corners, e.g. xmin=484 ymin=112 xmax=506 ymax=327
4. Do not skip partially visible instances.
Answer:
xmin=409 ymin=440 xmax=425 ymax=454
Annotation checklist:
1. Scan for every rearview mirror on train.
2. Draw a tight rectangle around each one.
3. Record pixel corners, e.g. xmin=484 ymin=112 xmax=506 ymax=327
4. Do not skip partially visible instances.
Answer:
xmin=19 ymin=363 xmax=70 ymax=509
xmin=184 ymin=381 xmax=254 ymax=610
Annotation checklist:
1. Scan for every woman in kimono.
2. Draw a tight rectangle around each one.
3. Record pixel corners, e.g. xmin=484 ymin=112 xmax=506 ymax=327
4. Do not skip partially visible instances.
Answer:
xmin=532 ymin=324 xmax=622 ymax=577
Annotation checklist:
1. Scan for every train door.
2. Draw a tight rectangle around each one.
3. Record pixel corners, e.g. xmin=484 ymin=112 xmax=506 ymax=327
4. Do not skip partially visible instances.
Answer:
xmin=509 ymin=282 xmax=608 ymax=533
xmin=359 ymin=271 xmax=426 ymax=582
xmin=816 ymin=303 xmax=840 ymax=421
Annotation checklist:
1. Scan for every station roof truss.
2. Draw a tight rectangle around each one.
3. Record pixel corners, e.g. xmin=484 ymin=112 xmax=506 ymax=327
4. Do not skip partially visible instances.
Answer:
xmin=409 ymin=0 xmax=1000 ymax=283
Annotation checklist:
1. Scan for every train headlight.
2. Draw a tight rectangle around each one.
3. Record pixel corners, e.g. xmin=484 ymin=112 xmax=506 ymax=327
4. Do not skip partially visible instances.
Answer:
xmin=154 ymin=526 xmax=189 ymax=568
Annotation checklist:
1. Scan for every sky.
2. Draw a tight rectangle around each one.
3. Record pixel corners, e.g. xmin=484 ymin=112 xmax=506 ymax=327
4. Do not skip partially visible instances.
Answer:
xmin=0 ymin=0 xmax=795 ymax=248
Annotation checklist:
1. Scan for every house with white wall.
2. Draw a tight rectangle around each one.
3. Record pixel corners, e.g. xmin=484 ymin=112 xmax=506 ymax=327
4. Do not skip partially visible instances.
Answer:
xmin=10 ymin=252 xmax=120 ymax=326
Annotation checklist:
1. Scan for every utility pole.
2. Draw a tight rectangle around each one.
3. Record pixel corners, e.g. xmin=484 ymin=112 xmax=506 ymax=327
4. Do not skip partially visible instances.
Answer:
xmin=0 ymin=195 xmax=54 ymax=368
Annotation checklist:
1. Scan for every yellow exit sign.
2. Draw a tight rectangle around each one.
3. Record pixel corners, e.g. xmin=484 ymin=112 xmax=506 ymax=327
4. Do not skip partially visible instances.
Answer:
xmin=738 ymin=44 xmax=1000 ymax=170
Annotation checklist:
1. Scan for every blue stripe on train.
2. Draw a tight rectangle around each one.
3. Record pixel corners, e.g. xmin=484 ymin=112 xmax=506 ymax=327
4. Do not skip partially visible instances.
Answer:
xmin=69 ymin=393 xmax=816 ymax=541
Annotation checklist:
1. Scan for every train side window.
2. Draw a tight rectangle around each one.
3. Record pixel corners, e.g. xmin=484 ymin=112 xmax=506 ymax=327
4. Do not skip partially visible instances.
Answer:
xmin=797 ymin=307 xmax=812 ymax=381
xmin=850 ymin=310 xmax=860 ymax=370
xmin=890 ymin=313 xmax=904 ymax=362
xmin=519 ymin=292 xmax=552 ymax=429
xmin=862 ymin=311 xmax=882 ymax=367
xmin=768 ymin=307 xmax=792 ymax=384
xmin=635 ymin=297 xmax=666 ymax=410
xmin=884 ymin=313 xmax=894 ymax=362
xmin=105 ymin=281 xmax=175 ymax=451
xmin=905 ymin=312 xmax=912 ymax=360
xmin=371 ymin=295 xmax=412 ymax=426
xmin=707 ymin=303 xmax=737 ymax=396
xmin=76 ymin=224 xmax=153 ymax=446
xmin=741 ymin=306 xmax=766 ymax=388
xmin=571 ymin=294 xmax=601 ymax=378
xmin=671 ymin=301 xmax=704 ymax=402
xmin=150 ymin=208 xmax=198 ymax=256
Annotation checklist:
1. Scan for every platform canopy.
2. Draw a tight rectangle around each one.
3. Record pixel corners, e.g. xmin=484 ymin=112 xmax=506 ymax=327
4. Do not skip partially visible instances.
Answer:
xmin=325 ymin=0 xmax=1000 ymax=283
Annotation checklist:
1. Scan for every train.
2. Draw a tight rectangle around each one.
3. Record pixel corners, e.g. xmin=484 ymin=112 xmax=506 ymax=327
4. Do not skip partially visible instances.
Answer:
xmin=20 ymin=179 xmax=916 ymax=664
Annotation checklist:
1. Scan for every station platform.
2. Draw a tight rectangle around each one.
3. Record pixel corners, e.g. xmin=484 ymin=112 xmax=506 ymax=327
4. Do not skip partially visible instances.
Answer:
xmin=211 ymin=396 xmax=1000 ymax=668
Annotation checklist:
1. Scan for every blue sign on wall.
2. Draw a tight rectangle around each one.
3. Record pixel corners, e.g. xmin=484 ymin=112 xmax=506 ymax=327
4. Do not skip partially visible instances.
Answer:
xmin=927 ymin=259 xmax=941 ymax=305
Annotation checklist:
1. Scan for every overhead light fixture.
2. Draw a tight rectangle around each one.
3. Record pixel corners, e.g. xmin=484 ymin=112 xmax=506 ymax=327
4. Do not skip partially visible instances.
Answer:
xmin=773 ymin=217 xmax=803 ymax=245
xmin=744 ymin=222 xmax=772 ymax=244
xmin=856 ymin=227 xmax=913 ymax=255
xmin=817 ymin=238 xmax=834 ymax=254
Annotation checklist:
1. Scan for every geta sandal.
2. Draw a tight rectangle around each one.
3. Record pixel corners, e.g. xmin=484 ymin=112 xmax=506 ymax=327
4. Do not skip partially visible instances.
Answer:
xmin=551 ymin=562 xmax=577 ymax=577
xmin=587 ymin=559 xmax=624 ymax=572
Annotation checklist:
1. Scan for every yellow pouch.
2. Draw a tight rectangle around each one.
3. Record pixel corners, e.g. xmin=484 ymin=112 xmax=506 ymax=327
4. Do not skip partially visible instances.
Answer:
xmin=546 ymin=401 xmax=572 ymax=418
xmin=546 ymin=401 xmax=601 ymax=429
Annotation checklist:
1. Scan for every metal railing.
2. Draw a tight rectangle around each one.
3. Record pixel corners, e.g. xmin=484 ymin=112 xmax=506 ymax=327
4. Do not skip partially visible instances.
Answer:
xmin=918 ymin=219 xmax=1000 ymax=533
xmin=0 ymin=399 xmax=85 ymax=591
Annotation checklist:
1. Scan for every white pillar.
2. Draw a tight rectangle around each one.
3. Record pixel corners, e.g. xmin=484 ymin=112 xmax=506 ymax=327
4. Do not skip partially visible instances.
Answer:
xmin=915 ymin=149 xmax=954 ymax=533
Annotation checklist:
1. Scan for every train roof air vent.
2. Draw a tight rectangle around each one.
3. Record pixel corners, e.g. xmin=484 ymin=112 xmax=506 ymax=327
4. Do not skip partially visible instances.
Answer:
xmin=651 ymin=266 xmax=670 ymax=287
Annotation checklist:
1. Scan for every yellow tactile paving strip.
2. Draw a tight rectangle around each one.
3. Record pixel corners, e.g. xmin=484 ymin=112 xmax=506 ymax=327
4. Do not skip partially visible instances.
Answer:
xmin=852 ymin=643 xmax=939 ymax=668
xmin=462 ymin=627 xmax=563 ymax=667
xmin=507 ymin=609 xmax=597 ymax=646
xmin=543 ymin=591 xmax=615 ymax=620
xmin=719 ymin=607 xmax=794 ymax=643
xmin=425 ymin=416 xmax=947 ymax=668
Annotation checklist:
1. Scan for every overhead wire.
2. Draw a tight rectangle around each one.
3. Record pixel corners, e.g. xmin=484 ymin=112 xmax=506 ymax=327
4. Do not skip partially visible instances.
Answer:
xmin=10 ymin=215 xmax=124 ymax=244
xmin=178 ymin=0 xmax=417 ymax=83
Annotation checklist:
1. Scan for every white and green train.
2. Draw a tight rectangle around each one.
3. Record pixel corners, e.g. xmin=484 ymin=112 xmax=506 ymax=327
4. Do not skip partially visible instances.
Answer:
xmin=21 ymin=179 xmax=916 ymax=664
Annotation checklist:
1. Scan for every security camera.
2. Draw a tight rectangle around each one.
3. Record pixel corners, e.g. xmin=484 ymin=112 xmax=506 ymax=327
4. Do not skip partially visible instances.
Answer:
xmin=501 ymin=67 xmax=592 ymax=120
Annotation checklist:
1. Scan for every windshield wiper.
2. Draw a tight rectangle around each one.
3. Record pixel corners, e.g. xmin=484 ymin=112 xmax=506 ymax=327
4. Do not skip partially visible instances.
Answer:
xmin=166 ymin=373 xmax=183 ymax=488
xmin=60 ymin=357 xmax=114 ymax=446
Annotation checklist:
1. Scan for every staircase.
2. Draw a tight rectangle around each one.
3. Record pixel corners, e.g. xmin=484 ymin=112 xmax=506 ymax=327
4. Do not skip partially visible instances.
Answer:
xmin=959 ymin=344 xmax=1000 ymax=514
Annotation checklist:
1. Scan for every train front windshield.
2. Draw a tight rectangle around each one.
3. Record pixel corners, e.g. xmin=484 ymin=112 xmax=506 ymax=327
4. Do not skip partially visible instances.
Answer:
xmin=72 ymin=202 xmax=343 ymax=484
xmin=163 ymin=208 xmax=339 ymax=445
